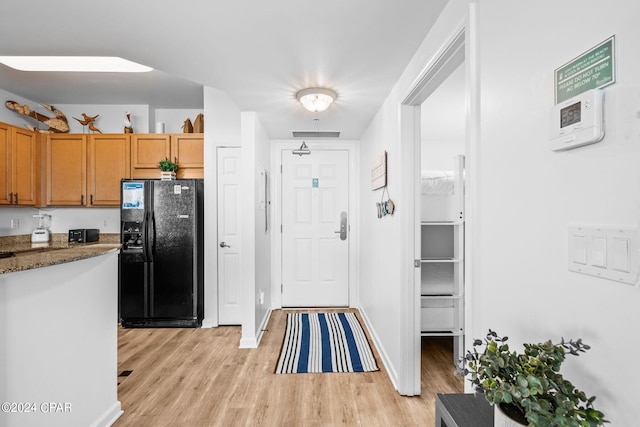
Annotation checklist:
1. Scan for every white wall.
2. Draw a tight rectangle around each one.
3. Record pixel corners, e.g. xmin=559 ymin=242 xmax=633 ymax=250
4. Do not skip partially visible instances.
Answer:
xmin=57 ymin=104 xmax=150 ymax=134
xmin=474 ymin=1 xmax=640 ymax=424
xmin=240 ymin=112 xmax=272 ymax=347
xmin=155 ymin=108 xmax=204 ymax=134
xmin=202 ymin=86 xmax=241 ymax=328
xmin=1 ymin=87 xmax=204 ymax=135
xmin=0 ymin=206 xmax=120 ymax=237
xmin=0 ymin=252 xmax=121 ymax=427
xmin=358 ymin=0 xmax=469 ymax=392
xmin=0 ymin=207 xmax=38 ymax=236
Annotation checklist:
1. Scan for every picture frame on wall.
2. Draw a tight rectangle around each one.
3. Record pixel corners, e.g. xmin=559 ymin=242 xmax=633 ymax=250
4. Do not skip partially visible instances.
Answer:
xmin=371 ymin=151 xmax=387 ymax=190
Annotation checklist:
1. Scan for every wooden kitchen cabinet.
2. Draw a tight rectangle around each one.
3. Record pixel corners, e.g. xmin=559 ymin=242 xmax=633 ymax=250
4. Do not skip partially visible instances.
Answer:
xmin=0 ymin=122 xmax=39 ymax=206
xmin=88 ymin=134 xmax=131 ymax=206
xmin=173 ymin=134 xmax=204 ymax=178
xmin=46 ymin=134 xmax=87 ymax=206
xmin=131 ymin=134 xmax=171 ymax=178
xmin=45 ymin=134 xmax=132 ymax=207
xmin=33 ymin=131 xmax=201 ymax=207
xmin=131 ymin=133 xmax=203 ymax=179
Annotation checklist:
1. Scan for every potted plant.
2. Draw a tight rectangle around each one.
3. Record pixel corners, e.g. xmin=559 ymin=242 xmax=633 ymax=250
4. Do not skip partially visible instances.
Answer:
xmin=158 ymin=157 xmax=178 ymax=180
xmin=455 ymin=330 xmax=607 ymax=427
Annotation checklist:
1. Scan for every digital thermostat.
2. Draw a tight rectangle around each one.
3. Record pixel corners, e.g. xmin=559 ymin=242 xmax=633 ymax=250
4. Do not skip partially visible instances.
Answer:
xmin=550 ymin=88 xmax=604 ymax=151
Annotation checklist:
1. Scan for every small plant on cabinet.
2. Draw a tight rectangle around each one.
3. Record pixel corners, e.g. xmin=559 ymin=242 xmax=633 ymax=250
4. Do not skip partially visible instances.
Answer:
xmin=158 ymin=157 xmax=178 ymax=172
xmin=455 ymin=329 xmax=608 ymax=427
xmin=158 ymin=157 xmax=178 ymax=180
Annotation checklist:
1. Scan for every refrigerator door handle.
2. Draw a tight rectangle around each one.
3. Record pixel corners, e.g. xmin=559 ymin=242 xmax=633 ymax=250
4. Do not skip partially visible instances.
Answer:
xmin=150 ymin=212 xmax=156 ymax=261
xmin=143 ymin=211 xmax=152 ymax=262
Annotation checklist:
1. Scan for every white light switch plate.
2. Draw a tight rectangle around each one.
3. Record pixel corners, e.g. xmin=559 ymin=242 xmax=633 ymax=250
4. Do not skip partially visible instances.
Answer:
xmin=568 ymin=225 xmax=639 ymax=286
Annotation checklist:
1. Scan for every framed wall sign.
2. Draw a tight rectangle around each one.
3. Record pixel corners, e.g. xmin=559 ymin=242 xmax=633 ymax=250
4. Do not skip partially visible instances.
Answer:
xmin=371 ymin=151 xmax=387 ymax=190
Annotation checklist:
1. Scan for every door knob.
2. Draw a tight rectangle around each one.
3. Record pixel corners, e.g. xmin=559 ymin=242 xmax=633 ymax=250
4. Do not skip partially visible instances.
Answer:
xmin=219 ymin=241 xmax=231 ymax=248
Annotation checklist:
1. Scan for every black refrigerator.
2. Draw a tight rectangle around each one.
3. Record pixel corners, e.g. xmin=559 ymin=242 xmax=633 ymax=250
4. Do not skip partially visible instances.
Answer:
xmin=119 ymin=179 xmax=204 ymax=327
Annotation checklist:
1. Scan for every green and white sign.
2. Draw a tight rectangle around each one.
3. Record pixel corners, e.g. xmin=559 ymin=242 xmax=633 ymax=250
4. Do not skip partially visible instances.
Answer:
xmin=555 ymin=36 xmax=615 ymax=104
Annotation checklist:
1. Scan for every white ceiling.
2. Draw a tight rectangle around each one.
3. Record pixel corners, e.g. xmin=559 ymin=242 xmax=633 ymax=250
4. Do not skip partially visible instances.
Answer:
xmin=0 ymin=0 xmax=448 ymax=140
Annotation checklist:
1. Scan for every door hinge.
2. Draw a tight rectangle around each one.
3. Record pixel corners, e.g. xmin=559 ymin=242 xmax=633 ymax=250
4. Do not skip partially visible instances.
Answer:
xmin=281 ymin=224 xmax=283 ymax=233
xmin=281 ymin=283 xmax=283 ymax=293
xmin=414 ymin=259 xmax=421 ymax=268
xmin=280 ymin=165 xmax=283 ymax=173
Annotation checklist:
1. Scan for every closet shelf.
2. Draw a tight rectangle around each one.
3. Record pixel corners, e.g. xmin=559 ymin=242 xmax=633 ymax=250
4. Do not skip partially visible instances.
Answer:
xmin=421 ymin=257 xmax=461 ymax=263
xmin=421 ymin=221 xmax=463 ymax=226
xmin=421 ymin=293 xmax=462 ymax=299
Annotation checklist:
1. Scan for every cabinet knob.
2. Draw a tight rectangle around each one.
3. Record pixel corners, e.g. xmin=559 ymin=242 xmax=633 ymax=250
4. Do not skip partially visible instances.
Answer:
xmin=90 ymin=194 xmax=94 ymax=205
xmin=14 ymin=193 xmax=18 ymax=204
xmin=9 ymin=192 xmax=13 ymax=204
xmin=81 ymin=194 xmax=84 ymax=205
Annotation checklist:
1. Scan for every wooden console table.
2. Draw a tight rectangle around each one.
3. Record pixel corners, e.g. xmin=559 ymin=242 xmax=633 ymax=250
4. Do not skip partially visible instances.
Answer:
xmin=435 ymin=393 xmax=493 ymax=427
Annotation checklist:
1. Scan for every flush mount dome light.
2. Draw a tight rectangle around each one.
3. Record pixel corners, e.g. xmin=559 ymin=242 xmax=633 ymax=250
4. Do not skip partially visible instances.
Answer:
xmin=296 ymin=88 xmax=336 ymax=112
xmin=0 ymin=56 xmax=153 ymax=73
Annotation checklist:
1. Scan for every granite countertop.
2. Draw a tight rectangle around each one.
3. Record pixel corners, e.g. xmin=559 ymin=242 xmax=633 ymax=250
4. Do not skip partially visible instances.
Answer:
xmin=0 ymin=233 xmax=121 ymax=274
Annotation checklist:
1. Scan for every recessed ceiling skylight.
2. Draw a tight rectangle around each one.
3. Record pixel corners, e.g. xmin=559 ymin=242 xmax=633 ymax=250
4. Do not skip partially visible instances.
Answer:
xmin=0 ymin=56 xmax=153 ymax=73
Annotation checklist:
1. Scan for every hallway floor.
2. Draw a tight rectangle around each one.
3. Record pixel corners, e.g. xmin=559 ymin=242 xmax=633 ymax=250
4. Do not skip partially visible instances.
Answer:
xmin=114 ymin=309 xmax=463 ymax=426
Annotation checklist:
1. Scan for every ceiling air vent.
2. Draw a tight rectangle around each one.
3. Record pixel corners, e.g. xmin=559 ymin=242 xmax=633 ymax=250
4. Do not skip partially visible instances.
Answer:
xmin=292 ymin=131 xmax=341 ymax=138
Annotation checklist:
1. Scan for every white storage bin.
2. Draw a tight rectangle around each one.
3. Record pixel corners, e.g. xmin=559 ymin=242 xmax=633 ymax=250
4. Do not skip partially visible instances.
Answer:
xmin=421 ymin=263 xmax=455 ymax=295
xmin=420 ymin=297 xmax=457 ymax=331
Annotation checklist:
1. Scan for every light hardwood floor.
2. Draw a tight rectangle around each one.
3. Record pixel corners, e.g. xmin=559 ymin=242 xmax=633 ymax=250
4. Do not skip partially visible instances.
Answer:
xmin=114 ymin=309 xmax=463 ymax=426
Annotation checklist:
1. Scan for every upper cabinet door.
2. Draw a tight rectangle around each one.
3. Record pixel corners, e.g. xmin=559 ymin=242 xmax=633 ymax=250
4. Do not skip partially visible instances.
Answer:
xmin=46 ymin=134 xmax=87 ymax=206
xmin=12 ymin=127 xmax=38 ymax=206
xmin=0 ymin=123 xmax=11 ymax=205
xmin=131 ymin=134 xmax=171 ymax=178
xmin=88 ymin=134 xmax=131 ymax=206
xmin=173 ymin=134 xmax=204 ymax=179
xmin=0 ymin=123 xmax=38 ymax=206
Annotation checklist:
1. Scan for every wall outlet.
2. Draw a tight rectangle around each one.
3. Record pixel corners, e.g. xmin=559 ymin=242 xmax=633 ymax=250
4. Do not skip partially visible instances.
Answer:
xmin=259 ymin=290 xmax=265 ymax=305
xmin=103 ymin=219 xmax=108 ymax=227
xmin=10 ymin=218 xmax=19 ymax=229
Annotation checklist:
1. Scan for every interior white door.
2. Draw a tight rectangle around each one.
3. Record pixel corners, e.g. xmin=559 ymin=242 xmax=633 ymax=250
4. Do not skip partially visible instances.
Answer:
xmin=281 ymin=149 xmax=349 ymax=307
xmin=217 ymin=147 xmax=242 ymax=324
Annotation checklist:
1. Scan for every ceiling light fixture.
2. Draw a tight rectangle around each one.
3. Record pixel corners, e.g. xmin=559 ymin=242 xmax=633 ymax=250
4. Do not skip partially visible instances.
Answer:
xmin=296 ymin=88 xmax=336 ymax=112
xmin=0 ymin=56 xmax=153 ymax=73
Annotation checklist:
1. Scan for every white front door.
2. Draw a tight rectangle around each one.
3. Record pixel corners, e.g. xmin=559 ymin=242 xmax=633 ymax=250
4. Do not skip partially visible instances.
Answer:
xmin=281 ymin=149 xmax=349 ymax=307
xmin=217 ymin=147 xmax=242 ymax=324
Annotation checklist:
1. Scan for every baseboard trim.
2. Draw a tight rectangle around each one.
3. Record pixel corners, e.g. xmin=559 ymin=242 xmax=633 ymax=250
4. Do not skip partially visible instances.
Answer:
xmin=255 ymin=308 xmax=272 ymax=347
xmin=358 ymin=306 xmax=400 ymax=392
xmin=201 ymin=318 xmax=218 ymax=328
xmin=90 ymin=401 xmax=123 ymax=427
xmin=239 ymin=309 xmax=272 ymax=348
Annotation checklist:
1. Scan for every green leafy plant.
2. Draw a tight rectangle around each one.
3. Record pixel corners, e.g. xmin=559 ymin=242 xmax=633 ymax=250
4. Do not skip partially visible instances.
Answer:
xmin=158 ymin=157 xmax=178 ymax=172
xmin=455 ymin=330 xmax=607 ymax=427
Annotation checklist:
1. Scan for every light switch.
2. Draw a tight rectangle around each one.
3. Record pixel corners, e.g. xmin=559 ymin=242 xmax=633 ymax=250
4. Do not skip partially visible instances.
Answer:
xmin=572 ymin=235 xmax=587 ymax=264
xmin=611 ymin=237 xmax=630 ymax=272
xmin=568 ymin=225 xmax=639 ymax=285
xmin=591 ymin=236 xmax=607 ymax=268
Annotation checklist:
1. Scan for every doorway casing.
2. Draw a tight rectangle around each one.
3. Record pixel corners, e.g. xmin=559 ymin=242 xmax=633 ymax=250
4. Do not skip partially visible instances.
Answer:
xmin=271 ymin=140 xmax=360 ymax=310
xmin=397 ymin=4 xmax=479 ymax=395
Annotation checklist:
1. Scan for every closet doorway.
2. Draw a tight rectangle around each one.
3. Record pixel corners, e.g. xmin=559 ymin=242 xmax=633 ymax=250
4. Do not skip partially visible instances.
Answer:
xmin=398 ymin=24 xmax=476 ymax=395
xmin=419 ymin=61 xmax=466 ymax=365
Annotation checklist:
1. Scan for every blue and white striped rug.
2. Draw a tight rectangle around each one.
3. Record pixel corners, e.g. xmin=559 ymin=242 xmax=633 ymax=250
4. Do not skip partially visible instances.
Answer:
xmin=275 ymin=312 xmax=379 ymax=374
